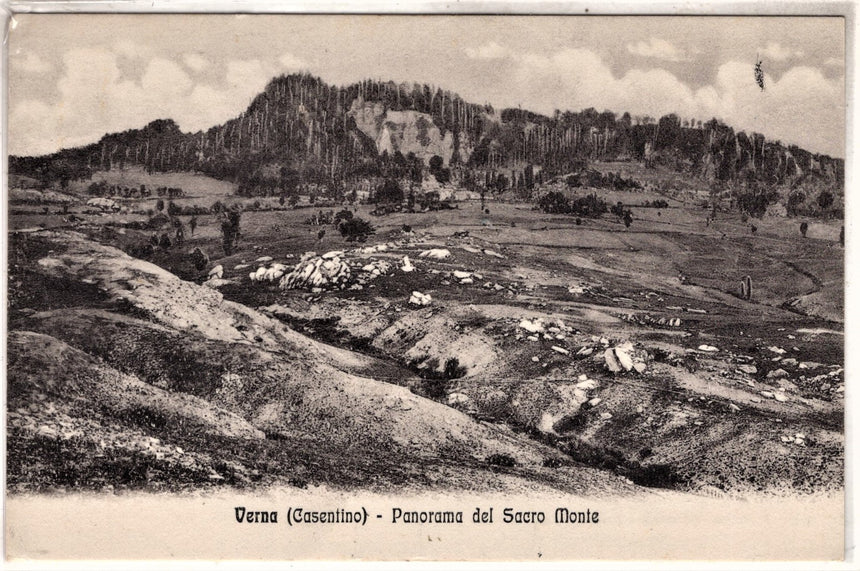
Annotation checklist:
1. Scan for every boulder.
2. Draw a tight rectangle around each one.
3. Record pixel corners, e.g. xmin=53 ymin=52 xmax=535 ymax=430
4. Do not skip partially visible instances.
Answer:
xmin=408 ymin=291 xmax=432 ymax=307
xmin=280 ymin=255 xmax=351 ymax=291
xmin=208 ymin=264 xmax=224 ymax=280
xmin=614 ymin=346 xmax=634 ymax=371
xmin=604 ymin=348 xmax=622 ymax=372
xmin=419 ymin=249 xmax=451 ymax=259
xmin=519 ymin=319 xmax=545 ymax=334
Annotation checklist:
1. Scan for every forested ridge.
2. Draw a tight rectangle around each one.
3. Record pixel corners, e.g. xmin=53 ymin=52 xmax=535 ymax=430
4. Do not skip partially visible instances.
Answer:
xmin=10 ymin=72 xmax=843 ymax=201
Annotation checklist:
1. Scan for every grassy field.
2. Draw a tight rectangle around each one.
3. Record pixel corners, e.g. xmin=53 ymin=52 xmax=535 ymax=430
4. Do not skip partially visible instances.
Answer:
xmin=8 ymin=166 xmax=844 ymax=495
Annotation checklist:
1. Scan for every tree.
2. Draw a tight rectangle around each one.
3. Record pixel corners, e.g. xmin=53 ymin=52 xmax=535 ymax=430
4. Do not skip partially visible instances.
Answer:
xmin=375 ymin=179 xmax=404 ymax=204
xmin=800 ymin=221 xmax=809 ymax=238
xmin=220 ymin=210 xmax=241 ymax=255
xmin=817 ymin=191 xmax=834 ymax=210
xmin=156 ymin=199 xmax=165 ymax=212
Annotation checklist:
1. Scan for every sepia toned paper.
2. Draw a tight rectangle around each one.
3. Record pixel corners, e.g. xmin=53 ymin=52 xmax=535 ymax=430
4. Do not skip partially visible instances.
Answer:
xmin=3 ymin=9 xmax=851 ymax=564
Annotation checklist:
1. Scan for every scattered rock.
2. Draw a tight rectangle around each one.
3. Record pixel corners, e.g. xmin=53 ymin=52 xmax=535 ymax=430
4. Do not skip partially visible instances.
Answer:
xmin=766 ymin=369 xmax=789 ymax=380
xmin=614 ymin=346 xmax=634 ymax=371
xmin=207 ymin=265 xmax=224 ymax=280
xmin=519 ymin=319 xmax=545 ymax=334
xmin=280 ymin=255 xmax=351 ymax=291
xmin=738 ymin=364 xmax=757 ymax=374
xmin=551 ymin=346 xmax=569 ymax=355
xmin=408 ymin=291 xmax=432 ymax=307
xmin=419 ymin=249 xmax=451 ymax=259
xmin=576 ymin=379 xmax=598 ymax=390
xmin=604 ymin=349 xmax=622 ymax=373
xmin=698 ymin=344 xmax=719 ymax=352
xmin=401 ymin=256 xmax=415 ymax=273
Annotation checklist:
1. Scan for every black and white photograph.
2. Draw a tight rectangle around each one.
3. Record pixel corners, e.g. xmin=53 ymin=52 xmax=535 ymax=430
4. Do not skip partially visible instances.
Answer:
xmin=4 ymin=10 xmax=850 ymax=562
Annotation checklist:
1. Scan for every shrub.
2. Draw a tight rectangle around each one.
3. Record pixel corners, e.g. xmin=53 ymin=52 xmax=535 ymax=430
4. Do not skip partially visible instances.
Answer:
xmin=486 ymin=453 xmax=517 ymax=468
xmin=570 ymin=193 xmax=608 ymax=218
xmin=338 ymin=216 xmax=375 ymax=242
xmin=537 ymin=191 xmax=571 ymax=214
xmin=334 ymin=209 xmax=354 ymax=225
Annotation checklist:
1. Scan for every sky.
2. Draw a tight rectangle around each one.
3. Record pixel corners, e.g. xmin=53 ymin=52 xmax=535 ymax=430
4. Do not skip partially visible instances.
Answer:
xmin=7 ymin=14 xmax=846 ymax=158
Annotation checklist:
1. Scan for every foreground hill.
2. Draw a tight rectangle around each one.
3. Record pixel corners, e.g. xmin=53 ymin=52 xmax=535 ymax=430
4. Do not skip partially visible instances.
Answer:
xmin=7 ymin=228 xmax=633 ymax=494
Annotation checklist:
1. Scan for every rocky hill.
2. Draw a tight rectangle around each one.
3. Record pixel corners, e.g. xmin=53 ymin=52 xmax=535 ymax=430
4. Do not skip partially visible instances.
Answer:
xmin=10 ymin=73 xmax=843 ymax=202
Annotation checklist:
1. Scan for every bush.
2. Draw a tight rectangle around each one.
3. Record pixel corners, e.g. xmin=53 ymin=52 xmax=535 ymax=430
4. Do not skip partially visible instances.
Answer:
xmin=569 ymin=193 xmax=608 ymax=218
xmin=486 ymin=453 xmax=517 ymax=468
xmin=334 ymin=209 xmax=354 ymax=225
xmin=338 ymin=216 xmax=375 ymax=242
xmin=537 ymin=191 xmax=571 ymax=214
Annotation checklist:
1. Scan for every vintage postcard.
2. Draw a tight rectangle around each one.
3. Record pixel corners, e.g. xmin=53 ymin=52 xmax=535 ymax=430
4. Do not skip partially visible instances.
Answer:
xmin=4 ymin=10 xmax=849 ymax=563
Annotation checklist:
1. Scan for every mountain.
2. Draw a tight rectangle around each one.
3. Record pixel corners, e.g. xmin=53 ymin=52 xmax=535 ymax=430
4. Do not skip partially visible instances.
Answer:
xmin=9 ymin=73 xmax=844 ymax=198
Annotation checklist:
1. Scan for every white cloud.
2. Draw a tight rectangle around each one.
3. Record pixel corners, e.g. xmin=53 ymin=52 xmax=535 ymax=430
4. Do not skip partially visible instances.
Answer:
xmin=278 ymin=52 xmax=307 ymax=70
xmin=491 ymin=47 xmax=843 ymax=157
xmin=8 ymin=50 xmax=288 ymax=156
xmin=760 ymin=42 xmax=804 ymax=62
xmin=626 ymin=38 xmax=687 ymax=62
xmin=17 ymin=52 xmax=52 ymax=74
xmin=465 ymin=41 xmax=509 ymax=60
xmin=182 ymin=53 xmax=211 ymax=72
xmin=824 ymin=57 xmax=843 ymax=68
xmin=114 ymin=40 xmax=150 ymax=60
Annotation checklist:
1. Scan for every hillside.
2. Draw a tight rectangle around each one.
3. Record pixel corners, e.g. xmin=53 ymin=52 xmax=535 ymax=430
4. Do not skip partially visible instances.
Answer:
xmin=9 ymin=73 xmax=843 ymax=208
xmin=8 ymin=228 xmax=634 ymax=493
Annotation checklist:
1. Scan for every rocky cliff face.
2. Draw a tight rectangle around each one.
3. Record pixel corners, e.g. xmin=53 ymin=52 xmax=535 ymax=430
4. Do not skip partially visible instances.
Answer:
xmin=349 ymin=98 xmax=456 ymax=165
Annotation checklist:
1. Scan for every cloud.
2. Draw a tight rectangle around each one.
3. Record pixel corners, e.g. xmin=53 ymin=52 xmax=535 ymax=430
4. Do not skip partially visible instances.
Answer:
xmin=465 ymin=41 xmax=509 ymax=60
xmin=626 ymin=38 xmax=687 ymax=62
xmin=278 ymin=52 xmax=307 ymax=70
xmin=182 ymin=53 xmax=211 ymax=72
xmin=17 ymin=52 xmax=52 ymax=74
xmin=824 ymin=56 xmax=843 ymax=68
xmin=114 ymin=40 xmax=151 ymax=60
xmin=489 ymin=47 xmax=843 ymax=157
xmin=760 ymin=42 xmax=804 ymax=62
xmin=8 ymin=50 xmax=287 ymax=156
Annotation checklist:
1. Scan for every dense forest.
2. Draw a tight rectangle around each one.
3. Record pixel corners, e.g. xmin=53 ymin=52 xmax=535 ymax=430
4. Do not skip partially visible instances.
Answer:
xmin=9 ymin=72 xmax=844 ymax=203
